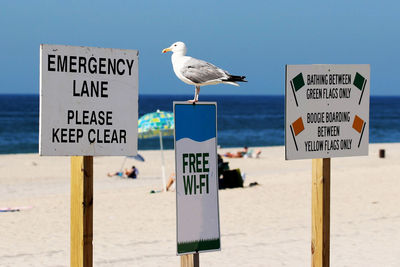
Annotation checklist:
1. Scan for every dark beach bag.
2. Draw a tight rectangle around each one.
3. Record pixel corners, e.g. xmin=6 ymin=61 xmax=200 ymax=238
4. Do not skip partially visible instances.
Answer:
xmin=220 ymin=169 xmax=243 ymax=189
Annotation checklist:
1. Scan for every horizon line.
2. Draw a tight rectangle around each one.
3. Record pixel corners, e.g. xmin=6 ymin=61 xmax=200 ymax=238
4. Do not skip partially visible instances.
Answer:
xmin=0 ymin=93 xmax=400 ymax=97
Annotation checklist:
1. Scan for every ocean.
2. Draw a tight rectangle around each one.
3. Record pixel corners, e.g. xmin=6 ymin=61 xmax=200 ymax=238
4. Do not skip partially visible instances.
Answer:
xmin=0 ymin=94 xmax=399 ymax=154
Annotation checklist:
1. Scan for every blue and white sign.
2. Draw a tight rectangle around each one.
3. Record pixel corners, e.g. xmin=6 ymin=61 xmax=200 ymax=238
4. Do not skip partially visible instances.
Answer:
xmin=174 ymin=102 xmax=220 ymax=255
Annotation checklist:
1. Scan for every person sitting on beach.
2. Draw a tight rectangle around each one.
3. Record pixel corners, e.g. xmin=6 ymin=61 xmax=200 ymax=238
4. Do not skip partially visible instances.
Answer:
xmin=224 ymin=147 xmax=261 ymax=158
xmin=108 ymin=165 xmax=139 ymax=179
xmin=166 ymin=172 xmax=176 ymax=191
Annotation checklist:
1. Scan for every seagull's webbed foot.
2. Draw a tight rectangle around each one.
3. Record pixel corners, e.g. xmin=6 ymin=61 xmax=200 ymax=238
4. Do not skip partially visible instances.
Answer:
xmin=188 ymin=99 xmax=198 ymax=103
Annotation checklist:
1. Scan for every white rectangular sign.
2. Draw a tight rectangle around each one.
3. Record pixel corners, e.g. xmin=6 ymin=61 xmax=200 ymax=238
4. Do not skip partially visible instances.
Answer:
xmin=285 ymin=64 xmax=370 ymax=160
xmin=39 ymin=44 xmax=138 ymax=156
xmin=174 ymin=102 xmax=220 ymax=255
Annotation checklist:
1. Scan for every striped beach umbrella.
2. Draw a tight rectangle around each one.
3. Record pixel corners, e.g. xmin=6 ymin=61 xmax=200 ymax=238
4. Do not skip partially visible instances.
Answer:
xmin=138 ymin=110 xmax=174 ymax=191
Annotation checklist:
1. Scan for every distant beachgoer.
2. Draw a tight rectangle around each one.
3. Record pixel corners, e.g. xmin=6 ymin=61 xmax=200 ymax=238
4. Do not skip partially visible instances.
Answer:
xmin=224 ymin=146 xmax=249 ymax=158
xmin=108 ymin=165 xmax=139 ymax=179
xmin=244 ymin=148 xmax=262 ymax=158
xmin=224 ymin=147 xmax=261 ymax=158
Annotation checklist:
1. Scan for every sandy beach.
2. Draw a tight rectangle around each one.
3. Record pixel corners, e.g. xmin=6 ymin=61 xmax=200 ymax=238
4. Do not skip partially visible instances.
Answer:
xmin=1 ymin=143 xmax=399 ymax=266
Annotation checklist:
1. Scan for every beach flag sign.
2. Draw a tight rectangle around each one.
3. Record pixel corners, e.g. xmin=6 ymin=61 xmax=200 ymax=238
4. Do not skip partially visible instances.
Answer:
xmin=174 ymin=102 xmax=221 ymax=255
xmin=353 ymin=72 xmax=367 ymax=105
xmin=285 ymin=64 xmax=370 ymax=160
xmin=290 ymin=117 xmax=305 ymax=151
xmin=352 ymin=115 xmax=366 ymax=147
xmin=290 ymin=72 xmax=305 ymax=106
xmin=39 ymin=44 xmax=138 ymax=156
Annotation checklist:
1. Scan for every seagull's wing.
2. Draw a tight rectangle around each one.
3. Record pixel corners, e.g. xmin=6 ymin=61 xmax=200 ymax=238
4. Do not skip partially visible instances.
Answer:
xmin=180 ymin=57 xmax=230 ymax=84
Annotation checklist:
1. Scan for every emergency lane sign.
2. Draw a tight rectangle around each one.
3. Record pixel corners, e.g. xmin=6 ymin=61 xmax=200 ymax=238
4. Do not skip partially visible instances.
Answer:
xmin=40 ymin=44 xmax=138 ymax=156
xmin=174 ymin=102 xmax=220 ymax=255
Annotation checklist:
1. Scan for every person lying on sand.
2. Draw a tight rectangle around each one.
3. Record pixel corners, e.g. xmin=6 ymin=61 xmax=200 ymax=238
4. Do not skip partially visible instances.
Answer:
xmin=224 ymin=146 xmax=261 ymax=158
xmin=108 ymin=165 xmax=139 ymax=179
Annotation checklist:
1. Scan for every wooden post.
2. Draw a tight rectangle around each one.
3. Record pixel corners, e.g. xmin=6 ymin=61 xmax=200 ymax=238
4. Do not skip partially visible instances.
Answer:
xmin=311 ymin=158 xmax=331 ymax=267
xmin=71 ymin=156 xmax=93 ymax=267
xmin=180 ymin=253 xmax=199 ymax=267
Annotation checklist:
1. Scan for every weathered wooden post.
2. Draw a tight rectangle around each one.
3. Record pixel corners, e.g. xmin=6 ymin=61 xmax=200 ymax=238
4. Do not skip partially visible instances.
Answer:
xmin=71 ymin=156 xmax=93 ymax=267
xmin=311 ymin=158 xmax=330 ymax=267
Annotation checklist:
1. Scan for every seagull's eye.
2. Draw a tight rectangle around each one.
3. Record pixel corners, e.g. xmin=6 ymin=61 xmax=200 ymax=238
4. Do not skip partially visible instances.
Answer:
xmin=174 ymin=44 xmax=177 ymax=47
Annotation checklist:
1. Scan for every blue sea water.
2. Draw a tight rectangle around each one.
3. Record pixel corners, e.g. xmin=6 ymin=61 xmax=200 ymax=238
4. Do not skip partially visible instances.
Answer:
xmin=0 ymin=94 xmax=399 ymax=154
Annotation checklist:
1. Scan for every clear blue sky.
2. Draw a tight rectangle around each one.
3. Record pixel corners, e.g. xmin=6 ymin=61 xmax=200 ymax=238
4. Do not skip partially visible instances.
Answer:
xmin=1 ymin=1 xmax=399 ymax=95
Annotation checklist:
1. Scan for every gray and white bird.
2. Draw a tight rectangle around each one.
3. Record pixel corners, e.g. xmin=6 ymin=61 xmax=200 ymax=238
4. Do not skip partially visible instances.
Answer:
xmin=162 ymin=41 xmax=247 ymax=102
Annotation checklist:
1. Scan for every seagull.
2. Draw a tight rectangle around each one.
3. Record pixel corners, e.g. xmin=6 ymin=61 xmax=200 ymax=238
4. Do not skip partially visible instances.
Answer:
xmin=162 ymin=41 xmax=247 ymax=102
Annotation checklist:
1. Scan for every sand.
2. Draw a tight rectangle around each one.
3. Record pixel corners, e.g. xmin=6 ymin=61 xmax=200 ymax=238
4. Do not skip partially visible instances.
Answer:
xmin=0 ymin=143 xmax=399 ymax=266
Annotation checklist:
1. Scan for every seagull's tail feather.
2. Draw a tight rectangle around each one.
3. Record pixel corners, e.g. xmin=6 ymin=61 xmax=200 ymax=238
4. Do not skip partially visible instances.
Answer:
xmin=224 ymin=81 xmax=240 ymax=86
xmin=225 ymin=75 xmax=248 ymax=83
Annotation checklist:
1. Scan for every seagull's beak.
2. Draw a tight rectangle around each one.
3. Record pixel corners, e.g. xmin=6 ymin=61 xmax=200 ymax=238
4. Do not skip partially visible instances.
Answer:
xmin=162 ymin=47 xmax=172 ymax=54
